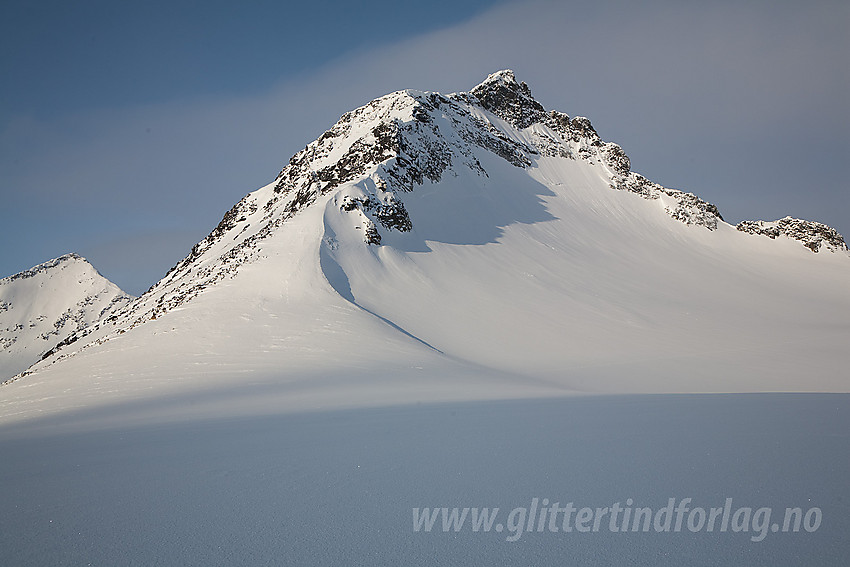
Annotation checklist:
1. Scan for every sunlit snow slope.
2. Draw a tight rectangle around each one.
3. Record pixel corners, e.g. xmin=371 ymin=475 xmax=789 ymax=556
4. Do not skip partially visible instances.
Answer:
xmin=2 ymin=71 xmax=848 ymax=426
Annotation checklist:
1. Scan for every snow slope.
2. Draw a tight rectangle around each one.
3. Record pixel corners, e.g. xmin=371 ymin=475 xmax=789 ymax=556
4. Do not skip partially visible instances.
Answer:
xmin=0 ymin=254 xmax=131 ymax=381
xmin=1 ymin=70 xmax=848 ymax=426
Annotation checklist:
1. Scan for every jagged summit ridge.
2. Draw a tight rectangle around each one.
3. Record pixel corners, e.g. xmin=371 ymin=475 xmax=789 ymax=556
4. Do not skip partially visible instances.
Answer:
xmin=458 ymin=70 xmax=724 ymax=229
xmin=465 ymin=70 xmax=843 ymax=248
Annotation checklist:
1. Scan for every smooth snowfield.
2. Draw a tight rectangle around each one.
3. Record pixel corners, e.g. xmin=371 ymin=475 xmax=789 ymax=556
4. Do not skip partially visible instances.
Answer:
xmin=1 ymin=394 xmax=848 ymax=566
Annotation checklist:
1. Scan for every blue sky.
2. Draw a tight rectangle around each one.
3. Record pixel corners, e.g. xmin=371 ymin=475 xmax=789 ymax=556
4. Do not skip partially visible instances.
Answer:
xmin=2 ymin=0 xmax=848 ymax=295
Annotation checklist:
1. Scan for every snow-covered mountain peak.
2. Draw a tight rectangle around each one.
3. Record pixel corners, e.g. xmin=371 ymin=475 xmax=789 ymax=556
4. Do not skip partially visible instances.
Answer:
xmin=10 ymin=71 xmax=849 ymax=384
xmin=1 ymin=253 xmax=111 ymax=289
xmin=1 ymin=254 xmax=132 ymax=381
xmin=475 ymin=68 xmax=519 ymax=87
xmin=4 ymin=252 xmax=85 ymax=282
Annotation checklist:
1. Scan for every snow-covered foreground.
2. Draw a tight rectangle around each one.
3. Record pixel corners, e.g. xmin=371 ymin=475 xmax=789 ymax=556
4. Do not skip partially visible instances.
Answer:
xmin=1 ymin=394 xmax=847 ymax=566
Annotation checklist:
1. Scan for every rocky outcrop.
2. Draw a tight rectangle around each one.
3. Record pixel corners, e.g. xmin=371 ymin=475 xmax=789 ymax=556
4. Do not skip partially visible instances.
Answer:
xmin=737 ymin=217 xmax=847 ymax=252
xmin=470 ymin=70 xmax=547 ymax=128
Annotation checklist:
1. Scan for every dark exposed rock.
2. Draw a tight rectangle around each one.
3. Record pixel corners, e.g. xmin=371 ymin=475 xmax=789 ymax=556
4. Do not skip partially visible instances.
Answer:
xmin=339 ymin=194 xmax=412 ymax=233
xmin=665 ymin=192 xmax=723 ymax=230
xmin=471 ymin=70 xmax=546 ymax=128
xmin=364 ymin=222 xmax=382 ymax=245
xmin=600 ymin=143 xmax=630 ymax=176
xmin=566 ymin=117 xmax=603 ymax=146
xmin=457 ymin=115 xmax=534 ymax=167
xmin=737 ymin=217 xmax=847 ymax=252
xmin=545 ymin=110 xmax=572 ymax=134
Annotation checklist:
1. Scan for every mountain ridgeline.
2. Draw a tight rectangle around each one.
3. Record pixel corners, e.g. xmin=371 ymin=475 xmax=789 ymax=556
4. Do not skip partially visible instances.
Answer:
xmin=2 ymin=70 xmax=847 ymax=385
